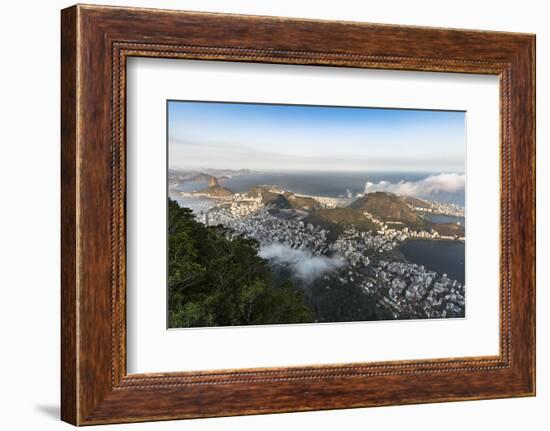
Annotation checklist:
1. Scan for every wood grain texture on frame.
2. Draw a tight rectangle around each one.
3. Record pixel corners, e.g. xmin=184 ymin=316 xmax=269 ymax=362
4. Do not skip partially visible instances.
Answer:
xmin=61 ymin=4 xmax=535 ymax=426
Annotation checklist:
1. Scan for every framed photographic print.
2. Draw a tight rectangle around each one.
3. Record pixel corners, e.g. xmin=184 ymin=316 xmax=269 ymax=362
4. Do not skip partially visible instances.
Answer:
xmin=61 ymin=4 xmax=536 ymax=425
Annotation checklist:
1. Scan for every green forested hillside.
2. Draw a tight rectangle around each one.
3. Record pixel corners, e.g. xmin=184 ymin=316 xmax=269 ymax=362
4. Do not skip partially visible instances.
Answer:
xmin=349 ymin=192 xmax=419 ymax=223
xmin=303 ymin=207 xmax=378 ymax=239
xmin=168 ymin=198 xmax=312 ymax=328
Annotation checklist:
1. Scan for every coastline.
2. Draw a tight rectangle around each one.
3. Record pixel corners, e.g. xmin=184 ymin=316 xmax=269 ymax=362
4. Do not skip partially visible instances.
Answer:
xmin=168 ymin=171 xmax=466 ymax=322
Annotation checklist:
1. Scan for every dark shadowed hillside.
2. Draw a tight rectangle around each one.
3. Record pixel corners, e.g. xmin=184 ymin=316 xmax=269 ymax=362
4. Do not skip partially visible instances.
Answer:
xmin=282 ymin=192 xmax=318 ymax=211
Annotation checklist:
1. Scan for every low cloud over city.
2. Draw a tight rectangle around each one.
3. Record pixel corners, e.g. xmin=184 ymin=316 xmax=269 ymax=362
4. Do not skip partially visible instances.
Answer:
xmin=259 ymin=243 xmax=345 ymax=282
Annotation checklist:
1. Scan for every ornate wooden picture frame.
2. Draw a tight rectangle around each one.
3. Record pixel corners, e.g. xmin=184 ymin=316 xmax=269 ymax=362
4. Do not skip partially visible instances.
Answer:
xmin=61 ymin=4 xmax=535 ymax=425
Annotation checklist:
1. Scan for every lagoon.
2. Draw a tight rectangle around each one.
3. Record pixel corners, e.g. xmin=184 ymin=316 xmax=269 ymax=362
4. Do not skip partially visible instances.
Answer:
xmin=400 ymin=239 xmax=465 ymax=283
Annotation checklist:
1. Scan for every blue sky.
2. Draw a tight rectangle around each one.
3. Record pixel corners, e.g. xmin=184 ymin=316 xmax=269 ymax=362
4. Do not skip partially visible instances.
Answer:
xmin=168 ymin=101 xmax=465 ymax=172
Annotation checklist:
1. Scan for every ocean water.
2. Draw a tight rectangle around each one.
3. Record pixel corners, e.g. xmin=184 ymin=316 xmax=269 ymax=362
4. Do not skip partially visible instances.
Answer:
xmin=423 ymin=214 xmax=465 ymax=224
xmin=400 ymin=240 xmax=465 ymax=283
xmin=172 ymin=171 xmax=465 ymax=206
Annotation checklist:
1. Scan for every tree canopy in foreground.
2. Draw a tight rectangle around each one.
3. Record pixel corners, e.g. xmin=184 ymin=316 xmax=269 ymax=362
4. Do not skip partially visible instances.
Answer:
xmin=168 ymin=198 xmax=312 ymax=328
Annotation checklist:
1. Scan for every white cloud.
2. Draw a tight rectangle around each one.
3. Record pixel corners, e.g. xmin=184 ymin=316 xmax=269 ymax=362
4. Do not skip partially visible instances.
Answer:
xmin=363 ymin=173 xmax=465 ymax=198
xmin=259 ymin=244 xmax=344 ymax=281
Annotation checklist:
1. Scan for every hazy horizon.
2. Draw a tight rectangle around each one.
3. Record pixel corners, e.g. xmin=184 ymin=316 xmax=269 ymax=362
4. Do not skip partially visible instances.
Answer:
xmin=168 ymin=101 xmax=466 ymax=173
xmin=169 ymin=166 xmax=465 ymax=174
